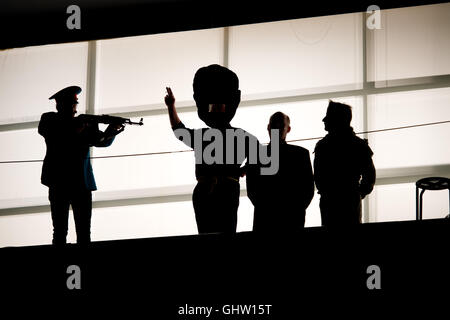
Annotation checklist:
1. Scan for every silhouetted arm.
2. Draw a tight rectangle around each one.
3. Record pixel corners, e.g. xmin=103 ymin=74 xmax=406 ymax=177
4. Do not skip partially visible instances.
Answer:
xmin=245 ymin=162 xmax=260 ymax=206
xmin=92 ymin=128 xmax=115 ymax=147
xmin=299 ymin=150 xmax=315 ymax=209
xmin=245 ymin=133 xmax=266 ymax=205
xmin=165 ymin=86 xmax=196 ymax=149
xmin=359 ymin=146 xmax=376 ymax=199
xmin=87 ymin=122 xmax=124 ymax=147
xmin=313 ymin=142 xmax=324 ymax=194
xmin=165 ymin=87 xmax=181 ymax=127
xmin=38 ymin=112 xmax=57 ymax=138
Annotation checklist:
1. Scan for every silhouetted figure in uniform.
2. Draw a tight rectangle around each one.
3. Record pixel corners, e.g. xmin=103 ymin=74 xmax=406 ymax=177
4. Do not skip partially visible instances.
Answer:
xmin=164 ymin=65 xmax=259 ymax=234
xmin=314 ymin=101 xmax=376 ymax=227
xmin=39 ymin=86 xmax=124 ymax=245
xmin=246 ymin=112 xmax=314 ymax=232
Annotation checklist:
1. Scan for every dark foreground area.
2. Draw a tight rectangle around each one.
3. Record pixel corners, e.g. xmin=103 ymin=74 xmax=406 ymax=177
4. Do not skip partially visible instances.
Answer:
xmin=0 ymin=219 xmax=448 ymax=316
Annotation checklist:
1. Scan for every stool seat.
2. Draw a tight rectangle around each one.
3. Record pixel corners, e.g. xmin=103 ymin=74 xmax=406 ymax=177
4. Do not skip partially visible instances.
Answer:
xmin=416 ymin=177 xmax=450 ymax=220
xmin=416 ymin=177 xmax=450 ymax=191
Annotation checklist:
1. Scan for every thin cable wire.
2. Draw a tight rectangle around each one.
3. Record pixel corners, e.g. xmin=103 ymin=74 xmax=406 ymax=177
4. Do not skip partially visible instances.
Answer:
xmin=288 ymin=120 xmax=450 ymax=143
xmin=0 ymin=120 xmax=449 ymax=164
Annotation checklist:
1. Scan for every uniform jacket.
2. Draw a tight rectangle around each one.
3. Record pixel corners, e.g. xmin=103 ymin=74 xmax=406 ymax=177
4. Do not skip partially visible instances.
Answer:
xmin=38 ymin=112 xmax=115 ymax=191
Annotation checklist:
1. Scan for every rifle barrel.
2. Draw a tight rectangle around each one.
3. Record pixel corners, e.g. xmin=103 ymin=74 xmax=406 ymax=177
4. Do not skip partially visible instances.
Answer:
xmin=126 ymin=118 xmax=144 ymax=126
xmin=79 ymin=114 xmax=143 ymax=126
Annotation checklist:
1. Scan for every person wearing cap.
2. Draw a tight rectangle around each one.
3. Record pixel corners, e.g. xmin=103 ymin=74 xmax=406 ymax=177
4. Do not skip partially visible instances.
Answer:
xmin=314 ymin=100 xmax=376 ymax=227
xmin=246 ymin=112 xmax=314 ymax=233
xmin=39 ymin=86 xmax=124 ymax=245
xmin=164 ymin=65 xmax=260 ymax=234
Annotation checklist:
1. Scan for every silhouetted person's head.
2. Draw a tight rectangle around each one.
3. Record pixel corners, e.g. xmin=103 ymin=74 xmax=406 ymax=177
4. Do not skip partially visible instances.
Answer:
xmin=193 ymin=64 xmax=241 ymax=128
xmin=49 ymin=86 xmax=81 ymax=119
xmin=323 ymin=100 xmax=352 ymax=133
xmin=268 ymin=111 xmax=291 ymax=142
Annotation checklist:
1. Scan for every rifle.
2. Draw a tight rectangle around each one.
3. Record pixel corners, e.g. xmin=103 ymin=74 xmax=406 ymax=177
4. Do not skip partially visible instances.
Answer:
xmin=78 ymin=114 xmax=144 ymax=126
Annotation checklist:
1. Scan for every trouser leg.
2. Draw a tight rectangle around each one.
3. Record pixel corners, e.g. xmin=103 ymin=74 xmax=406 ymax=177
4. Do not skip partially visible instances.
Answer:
xmin=319 ymin=197 xmax=331 ymax=227
xmin=193 ymin=181 xmax=240 ymax=234
xmin=72 ymin=189 xmax=92 ymax=245
xmin=219 ymin=183 xmax=239 ymax=233
xmin=193 ymin=183 xmax=214 ymax=234
xmin=320 ymin=193 xmax=361 ymax=227
xmin=49 ymin=188 xmax=70 ymax=245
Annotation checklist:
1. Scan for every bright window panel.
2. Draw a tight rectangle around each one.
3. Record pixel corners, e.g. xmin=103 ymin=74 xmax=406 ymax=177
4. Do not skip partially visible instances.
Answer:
xmin=91 ymin=201 xmax=198 ymax=241
xmin=0 ymin=162 xmax=48 ymax=208
xmin=305 ymin=192 xmax=321 ymax=227
xmin=0 ymin=128 xmax=45 ymax=162
xmin=367 ymin=3 xmax=450 ymax=81
xmin=0 ymin=211 xmax=79 ymax=248
xmin=368 ymin=88 xmax=450 ymax=169
xmin=96 ymin=28 xmax=224 ymax=112
xmin=231 ymin=97 xmax=364 ymax=152
xmin=0 ymin=42 xmax=88 ymax=124
xmin=369 ymin=183 xmax=449 ymax=222
xmin=92 ymin=152 xmax=195 ymax=192
xmin=228 ymin=12 xmax=363 ymax=97
xmin=0 ymin=128 xmax=49 ymax=207
xmin=236 ymin=195 xmax=253 ymax=232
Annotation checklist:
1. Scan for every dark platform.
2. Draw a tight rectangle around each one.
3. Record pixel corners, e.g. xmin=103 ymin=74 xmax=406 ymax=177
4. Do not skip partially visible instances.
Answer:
xmin=0 ymin=218 xmax=448 ymax=315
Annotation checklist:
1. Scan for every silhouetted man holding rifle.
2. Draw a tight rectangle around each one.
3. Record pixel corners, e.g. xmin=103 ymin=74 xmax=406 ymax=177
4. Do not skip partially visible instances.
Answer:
xmin=39 ymin=86 xmax=130 ymax=245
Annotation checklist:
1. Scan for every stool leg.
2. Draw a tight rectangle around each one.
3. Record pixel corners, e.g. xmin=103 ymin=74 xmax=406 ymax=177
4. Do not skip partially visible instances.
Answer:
xmin=416 ymin=186 xmax=419 ymax=221
xmin=419 ymin=189 xmax=425 ymax=220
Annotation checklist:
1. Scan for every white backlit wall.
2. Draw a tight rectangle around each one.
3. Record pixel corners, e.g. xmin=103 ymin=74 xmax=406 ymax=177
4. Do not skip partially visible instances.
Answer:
xmin=0 ymin=3 xmax=449 ymax=247
xmin=367 ymin=4 xmax=450 ymax=81
xmin=96 ymin=28 xmax=225 ymax=112
xmin=368 ymin=88 xmax=450 ymax=170
xmin=228 ymin=13 xmax=363 ymax=96
xmin=0 ymin=42 xmax=88 ymax=124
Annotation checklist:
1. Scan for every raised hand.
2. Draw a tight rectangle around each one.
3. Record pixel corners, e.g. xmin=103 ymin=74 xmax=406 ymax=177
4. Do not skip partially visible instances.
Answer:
xmin=105 ymin=123 xmax=125 ymax=136
xmin=165 ymin=87 xmax=175 ymax=109
xmin=164 ymin=86 xmax=181 ymax=127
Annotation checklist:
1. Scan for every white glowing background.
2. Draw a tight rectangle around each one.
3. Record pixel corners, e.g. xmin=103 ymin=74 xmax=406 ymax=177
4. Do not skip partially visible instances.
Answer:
xmin=0 ymin=3 xmax=449 ymax=247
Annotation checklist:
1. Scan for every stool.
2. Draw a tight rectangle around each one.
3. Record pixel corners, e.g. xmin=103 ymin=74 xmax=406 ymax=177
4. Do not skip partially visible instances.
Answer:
xmin=415 ymin=177 xmax=450 ymax=220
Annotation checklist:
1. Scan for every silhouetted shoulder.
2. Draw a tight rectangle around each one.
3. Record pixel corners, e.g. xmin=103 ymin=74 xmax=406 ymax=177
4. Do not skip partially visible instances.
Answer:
xmin=40 ymin=112 xmax=58 ymax=121
xmin=38 ymin=112 xmax=59 ymax=136
xmin=313 ymin=137 xmax=327 ymax=153
xmin=286 ymin=143 xmax=309 ymax=156
xmin=352 ymin=135 xmax=374 ymax=156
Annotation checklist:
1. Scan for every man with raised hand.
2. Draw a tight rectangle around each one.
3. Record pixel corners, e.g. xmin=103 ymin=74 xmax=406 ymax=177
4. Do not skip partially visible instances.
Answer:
xmin=164 ymin=65 xmax=264 ymax=234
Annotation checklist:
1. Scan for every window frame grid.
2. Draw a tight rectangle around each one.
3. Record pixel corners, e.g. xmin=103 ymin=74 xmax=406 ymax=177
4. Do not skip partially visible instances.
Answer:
xmin=0 ymin=11 xmax=449 ymax=226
